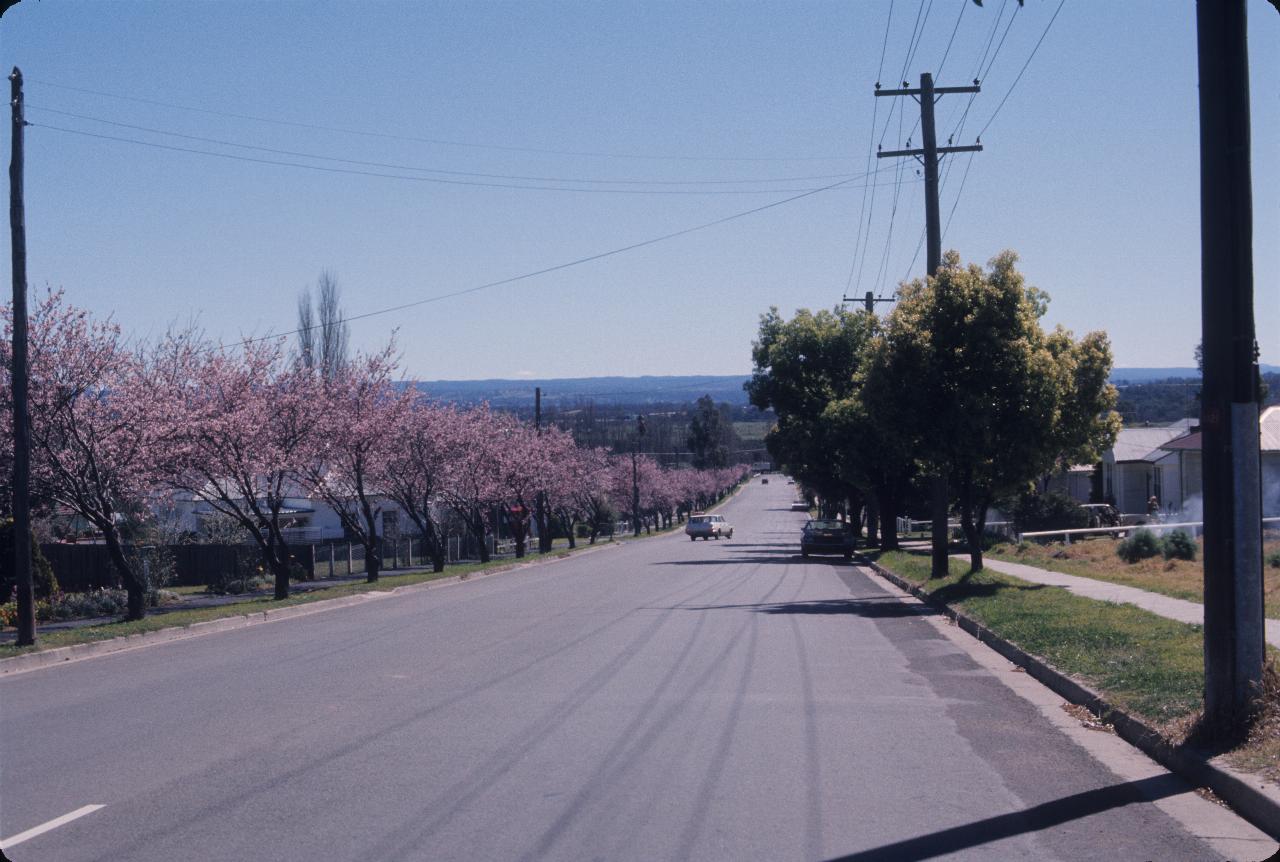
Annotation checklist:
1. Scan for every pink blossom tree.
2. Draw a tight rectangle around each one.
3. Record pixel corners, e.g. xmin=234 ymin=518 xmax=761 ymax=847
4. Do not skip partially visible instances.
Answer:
xmin=6 ymin=291 xmax=167 ymax=620
xmin=157 ymin=337 xmax=316 ymax=600
xmin=379 ymin=396 xmax=457 ymax=573
xmin=300 ymin=346 xmax=407 ymax=583
xmin=440 ymin=405 xmax=508 ymax=563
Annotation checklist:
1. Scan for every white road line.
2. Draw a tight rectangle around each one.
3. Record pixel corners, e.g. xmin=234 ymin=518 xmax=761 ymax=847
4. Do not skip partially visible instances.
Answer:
xmin=1 ymin=804 xmax=105 ymax=849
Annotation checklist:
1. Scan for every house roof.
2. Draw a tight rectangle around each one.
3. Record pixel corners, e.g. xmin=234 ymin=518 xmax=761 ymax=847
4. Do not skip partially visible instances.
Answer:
xmin=1263 ymin=405 xmax=1280 ymax=452
xmin=1157 ymin=407 xmax=1280 ymax=453
xmin=1111 ymin=419 xmax=1195 ymax=462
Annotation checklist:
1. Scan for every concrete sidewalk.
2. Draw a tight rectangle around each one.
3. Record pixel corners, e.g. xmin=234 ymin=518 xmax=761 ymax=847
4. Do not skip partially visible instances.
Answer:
xmin=971 ymin=555 xmax=1280 ymax=649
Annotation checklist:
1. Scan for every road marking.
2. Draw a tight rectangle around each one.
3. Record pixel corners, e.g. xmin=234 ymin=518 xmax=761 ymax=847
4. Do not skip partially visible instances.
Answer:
xmin=1 ymin=804 xmax=105 ymax=849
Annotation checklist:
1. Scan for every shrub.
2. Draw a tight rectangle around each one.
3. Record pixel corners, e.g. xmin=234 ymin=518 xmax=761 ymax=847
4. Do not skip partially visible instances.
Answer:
xmin=1011 ymin=492 xmax=1090 ymax=534
xmin=1160 ymin=530 xmax=1197 ymax=562
xmin=0 ymin=519 xmax=59 ymax=600
xmin=1117 ymin=529 xmax=1161 ymax=563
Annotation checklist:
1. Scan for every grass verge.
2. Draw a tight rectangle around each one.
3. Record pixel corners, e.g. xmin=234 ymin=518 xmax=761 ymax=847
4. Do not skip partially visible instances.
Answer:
xmin=0 ymin=550 xmax=576 ymax=658
xmin=869 ymin=548 xmax=1280 ymax=784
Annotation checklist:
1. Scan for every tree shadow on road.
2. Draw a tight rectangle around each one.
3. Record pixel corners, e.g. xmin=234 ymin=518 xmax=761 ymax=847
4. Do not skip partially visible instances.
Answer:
xmin=821 ymin=773 xmax=1194 ymax=861
xmin=669 ymin=597 xmax=937 ymax=619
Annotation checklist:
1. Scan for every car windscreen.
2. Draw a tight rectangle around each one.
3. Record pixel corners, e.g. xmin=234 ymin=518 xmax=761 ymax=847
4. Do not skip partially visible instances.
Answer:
xmin=807 ymin=520 xmax=843 ymax=530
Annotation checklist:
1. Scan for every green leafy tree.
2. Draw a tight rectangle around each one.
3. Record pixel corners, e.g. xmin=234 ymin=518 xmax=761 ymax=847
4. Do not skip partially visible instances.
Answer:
xmin=746 ymin=306 xmax=877 ymax=522
xmin=873 ymin=251 xmax=1119 ymax=570
xmin=686 ymin=395 xmax=736 ymax=469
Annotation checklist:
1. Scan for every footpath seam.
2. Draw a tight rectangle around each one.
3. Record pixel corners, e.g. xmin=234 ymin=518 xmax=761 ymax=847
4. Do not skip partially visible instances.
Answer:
xmin=0 ymin=540 xmax=623 ymax=677
xmin=862 ymin=556 xmax=1280 ymax=840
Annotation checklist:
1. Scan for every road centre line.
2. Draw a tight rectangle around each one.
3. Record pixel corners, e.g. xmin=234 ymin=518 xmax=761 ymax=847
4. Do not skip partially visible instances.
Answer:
xmin=1 ymin=804 xmax=105 ymax=849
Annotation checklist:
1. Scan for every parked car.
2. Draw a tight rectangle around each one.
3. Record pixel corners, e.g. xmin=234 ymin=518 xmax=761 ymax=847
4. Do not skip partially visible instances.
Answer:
xmin=1080 ymin=503 xmax=1121 ymax=528
xmin=790 ymin=500 xmax=811 ymax=512
xmin=761 ymin=477 xmax=769 ymax=484
xmin=801 ymin=518 xmax=856 ymax=559
xmin=686 ymin=513 xmax=734 ymax=541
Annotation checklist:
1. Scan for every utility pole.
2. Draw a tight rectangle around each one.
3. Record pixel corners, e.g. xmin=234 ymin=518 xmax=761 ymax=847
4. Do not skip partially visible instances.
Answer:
xmin=841 ymin=290 xmax=896 ymax=315
xmin=877 ymin=72 xmax=981 ymax=578
xmin=1196 ymin=0 xmax=1263 ymax=737
xmin=535 ymin=387 xmax=552 ymax=553
xmin=9 ymin=67 xmax=34 ymax=646
xmin=632 ymin=415 xmax=646 ymax=537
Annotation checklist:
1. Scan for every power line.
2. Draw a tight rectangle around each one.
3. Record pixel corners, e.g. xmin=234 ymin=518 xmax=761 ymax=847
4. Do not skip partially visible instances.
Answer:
xmin=28 ymin=105 xmax=865 ymax=187
xmin=978 ymin=0 xmax=1068 ymax=139
xmin=222 ymin=171 xmax=887 ymax=351
xmin=935 ymin=0 xmax=969 ymax=79
xmin=32 ymin=123 xmax=900 ymax=196
xmin=28 ymin=78 xmax=860 ymax=164
xmin=844 ymin=0 xmax=896 ymax=299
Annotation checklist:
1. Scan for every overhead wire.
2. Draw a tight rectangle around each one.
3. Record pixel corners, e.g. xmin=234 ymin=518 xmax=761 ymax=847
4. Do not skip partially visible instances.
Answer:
xmin=28 ymin=78 xmax=860 ymax=164
xmin=843 ymin=0 xmax=896 ymax=300
xmin=977 ymin=0 xmax=1067 ymax=139
xmin=31 ymin=122 xmax=900 ymax=195
xmin=27 ymin=105 xmax=865 ymax=187
xmin=218 ymin=170 xmax=890 ymax=351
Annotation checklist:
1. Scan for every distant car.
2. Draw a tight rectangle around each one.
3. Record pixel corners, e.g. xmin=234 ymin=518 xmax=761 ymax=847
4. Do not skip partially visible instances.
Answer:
xmin=801 ymin=518 xmax=856 ymax=559
xmin=790 ymin=500 xmax=811 ymax=512
xmin=786 ymin=479 xmax=795 ymax=485
xmin=686 ymin=513 xmax=734 ymax=541
xmin=761 ymin=477 xmax=769 ymax=484
xmin=1080 ymin=503 xmax=1121 ymax=528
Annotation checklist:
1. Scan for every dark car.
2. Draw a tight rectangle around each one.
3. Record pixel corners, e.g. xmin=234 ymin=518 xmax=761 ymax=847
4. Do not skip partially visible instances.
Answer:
xmin=801 ymin=518 xmax=856 ymax=559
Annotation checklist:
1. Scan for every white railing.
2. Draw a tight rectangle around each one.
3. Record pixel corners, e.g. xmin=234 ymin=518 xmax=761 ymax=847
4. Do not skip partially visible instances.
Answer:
xmin=1021 ymin=516 xmax=1280 ymax=544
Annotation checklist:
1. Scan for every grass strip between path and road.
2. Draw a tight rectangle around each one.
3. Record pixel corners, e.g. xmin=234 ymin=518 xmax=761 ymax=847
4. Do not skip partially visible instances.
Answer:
xmin=868 ymin=548 xmax=1280 ymax=783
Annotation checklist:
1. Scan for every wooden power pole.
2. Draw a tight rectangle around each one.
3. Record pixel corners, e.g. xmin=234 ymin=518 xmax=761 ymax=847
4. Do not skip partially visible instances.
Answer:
xmin=876 ymin=72 xmax=981 ymax=577
xmin=9 ymin=67 xmax=34 ymax=646
xmin=535 ymin=386 xmax=553 ymax=553
xmin=1196 ymin=0 xmax=1263 ymax=736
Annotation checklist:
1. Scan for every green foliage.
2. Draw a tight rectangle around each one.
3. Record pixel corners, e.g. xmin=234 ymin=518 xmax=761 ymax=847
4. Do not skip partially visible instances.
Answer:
xmin=1011 ymin=492 xmax=1089 ymax=533
xmin=1159 ymin=530 xmax=1197 ymax=562
xmin=1269 ymin=549 xmax=1280 ymax=569
xmin=0 ymin=518 xmax=59 ymax=600
xmin=686 ymin=395 xmax=735 ymax=469
xmin=1117 ymin=529 xmax=1161 ymax=563
xmin=0 ymin=586 xmax=177 ymax=626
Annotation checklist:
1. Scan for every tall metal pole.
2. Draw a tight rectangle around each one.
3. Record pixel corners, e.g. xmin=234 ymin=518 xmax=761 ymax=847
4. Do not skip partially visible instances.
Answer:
xmin=1196 ymin=0 xmax=1263 ymax=736
xmin=9 ymin=67 xmax=34 ymax=646
xmin=876 ymin=73 xmax=980 ymax=578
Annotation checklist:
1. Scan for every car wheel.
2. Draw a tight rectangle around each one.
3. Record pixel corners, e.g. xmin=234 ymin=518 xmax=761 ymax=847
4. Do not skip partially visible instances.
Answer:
xmin=843 ymin=552 xmax=853 ymax=560
xmin=690 ymin=536 xmax=696 ymax=542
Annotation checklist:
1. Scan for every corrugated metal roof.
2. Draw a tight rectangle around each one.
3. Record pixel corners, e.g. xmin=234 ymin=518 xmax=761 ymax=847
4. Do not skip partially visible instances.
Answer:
xmin=1111 ymin=419 xmax=1195 ymax=462
xmin=1263 ymin=405 xmax=1280 ymax=452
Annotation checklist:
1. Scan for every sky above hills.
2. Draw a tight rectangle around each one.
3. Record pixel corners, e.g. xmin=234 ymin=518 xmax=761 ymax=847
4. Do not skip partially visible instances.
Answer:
xmin=1 ymin=1 xmax=1276 ymax=380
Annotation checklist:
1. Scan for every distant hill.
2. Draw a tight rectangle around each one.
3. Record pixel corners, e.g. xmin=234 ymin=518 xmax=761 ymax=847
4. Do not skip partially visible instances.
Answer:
xmin=398 ymin=366 xmax=1278 ymax=410
xmin=1111 ymin=364 xmax=1279 ymax=384
xmin=402 ymin=375 xmax=754 ymax=408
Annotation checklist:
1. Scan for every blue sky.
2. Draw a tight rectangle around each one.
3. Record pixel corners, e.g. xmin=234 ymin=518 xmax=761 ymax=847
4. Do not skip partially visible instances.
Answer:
xmin=1 ymin=1 xmax=1276 ymax=380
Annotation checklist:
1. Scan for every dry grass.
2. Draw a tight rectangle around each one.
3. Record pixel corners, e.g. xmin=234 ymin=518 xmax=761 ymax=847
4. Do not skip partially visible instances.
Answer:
xmin=989 ymin=533 xmax=1280 ymax=619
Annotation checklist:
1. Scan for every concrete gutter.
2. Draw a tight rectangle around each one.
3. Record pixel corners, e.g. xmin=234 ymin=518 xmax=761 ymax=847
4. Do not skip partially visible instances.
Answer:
xmin=862 ymin=556 xmax=1280 ymax=840
xmin=0 ymin=540 xmax=622 ymax=678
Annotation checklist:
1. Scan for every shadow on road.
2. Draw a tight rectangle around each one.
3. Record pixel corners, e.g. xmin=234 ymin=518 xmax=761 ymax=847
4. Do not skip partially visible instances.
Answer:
xmin=669 ymin=597 xmax=936 ymax=618
xmin=822 ymin=772 xmax=1190 ymax=861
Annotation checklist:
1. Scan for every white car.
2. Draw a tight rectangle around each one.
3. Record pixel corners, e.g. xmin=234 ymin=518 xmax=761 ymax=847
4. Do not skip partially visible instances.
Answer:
xmin=686 ymin=513 xmax=734 ymax=541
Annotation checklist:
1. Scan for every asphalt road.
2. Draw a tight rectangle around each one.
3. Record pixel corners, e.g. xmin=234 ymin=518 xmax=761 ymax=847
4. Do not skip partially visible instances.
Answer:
xmin=1 ymin=480 xmax=1272 ymax=861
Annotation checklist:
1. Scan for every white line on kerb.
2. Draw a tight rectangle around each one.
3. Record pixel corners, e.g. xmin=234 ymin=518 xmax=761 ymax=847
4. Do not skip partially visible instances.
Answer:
xmin=1 ymin=804 xmax=105 ymax=849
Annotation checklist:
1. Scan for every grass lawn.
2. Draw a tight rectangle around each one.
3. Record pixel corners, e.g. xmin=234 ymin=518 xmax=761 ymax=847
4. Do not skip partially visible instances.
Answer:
xmin=985 ymin=533 xmax=1280 ymax=619
xmin=869 ymin=548 xmax=1280 ymax=782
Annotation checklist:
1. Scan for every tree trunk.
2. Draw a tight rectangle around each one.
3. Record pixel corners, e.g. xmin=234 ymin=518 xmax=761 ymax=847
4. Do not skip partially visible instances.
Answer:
xmin=865 ymin=494 xmax=880 ymax=547
xmin=877 ymin=486 xmax=900 ymax=551
xmin=102 ymin=527 xmax=146 ymax=621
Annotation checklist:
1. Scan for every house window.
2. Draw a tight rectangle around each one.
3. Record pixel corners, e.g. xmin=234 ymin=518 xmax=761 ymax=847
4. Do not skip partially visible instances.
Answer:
xmin=1153 ymin=468 xmax=1163 ymax=506
xmin=1104 ymin=463 xmax=1113 ymax=500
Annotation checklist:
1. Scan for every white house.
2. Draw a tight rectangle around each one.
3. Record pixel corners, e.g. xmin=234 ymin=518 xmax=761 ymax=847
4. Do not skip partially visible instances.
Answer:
xmin=1100 ymin=419 xmax=1195 ymax=516
xmin=1158 ymin=405 xmax=1280 ymax=519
